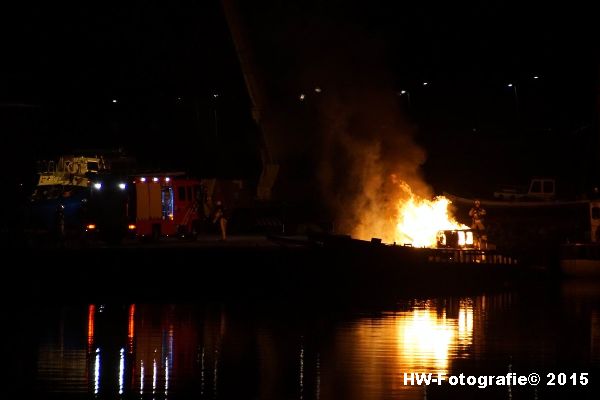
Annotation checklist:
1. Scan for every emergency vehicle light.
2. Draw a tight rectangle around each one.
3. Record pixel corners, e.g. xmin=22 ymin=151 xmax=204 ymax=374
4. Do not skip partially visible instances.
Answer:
xmin=140 ymin=177 xmax=146 ymax=182
xmin=152 ymin=177 xmax=159 ymax=182
xmin=165 ymin=177 xmax=170 ymax=182
xmin=118 ymin=183 xmax=126 ymax=190
xmin=93 ymin=183 xmax=102 ymax=190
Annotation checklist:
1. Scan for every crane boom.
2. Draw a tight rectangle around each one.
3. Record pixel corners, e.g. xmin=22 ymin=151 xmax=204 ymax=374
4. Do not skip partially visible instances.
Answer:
xmin=220 ymin=0 xmax=279 ymax=201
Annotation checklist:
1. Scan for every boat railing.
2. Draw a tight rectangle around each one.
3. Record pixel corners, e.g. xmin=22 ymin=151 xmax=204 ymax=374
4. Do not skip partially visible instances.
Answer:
xmin=424 ymin=248 xmax=517 ymax=265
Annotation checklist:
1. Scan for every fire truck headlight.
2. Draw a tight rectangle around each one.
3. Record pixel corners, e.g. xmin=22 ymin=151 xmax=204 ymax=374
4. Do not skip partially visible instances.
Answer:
xmin=118 ymin=183 xmax=126 ymax=190
xmin=93 ymin=183 xmax=102 ymax=190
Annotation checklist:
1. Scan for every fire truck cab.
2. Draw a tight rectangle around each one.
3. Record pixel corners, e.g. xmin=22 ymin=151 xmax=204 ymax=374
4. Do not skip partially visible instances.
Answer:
xmin=132 ymin=174 xmax=202 ymax=239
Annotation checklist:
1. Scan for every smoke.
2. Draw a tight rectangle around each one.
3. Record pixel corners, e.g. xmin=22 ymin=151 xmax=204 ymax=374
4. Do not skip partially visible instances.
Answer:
xmin=234 ymin=1 xmax=432 ymax=240
xmin=296 ymin=23 xmax=431 ymax=241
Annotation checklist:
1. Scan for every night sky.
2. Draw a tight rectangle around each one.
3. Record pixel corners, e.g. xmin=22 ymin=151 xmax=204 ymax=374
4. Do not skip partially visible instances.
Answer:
xmin=2 ymin=0 xmax=598 ymax=201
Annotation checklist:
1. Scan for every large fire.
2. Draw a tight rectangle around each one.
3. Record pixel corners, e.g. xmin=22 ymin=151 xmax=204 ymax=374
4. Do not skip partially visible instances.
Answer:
xmin=352 ymin=179 xmax=467 ymax=248
xmin=394 ymin=181 xmax=468 ymax=247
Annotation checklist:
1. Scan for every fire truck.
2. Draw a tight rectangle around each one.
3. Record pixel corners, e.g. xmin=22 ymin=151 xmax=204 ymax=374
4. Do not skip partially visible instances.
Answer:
xmin=85 ymin=172 xmax=204 ymax=241
xmin=127 ymin=173 xmax=203 ymax=239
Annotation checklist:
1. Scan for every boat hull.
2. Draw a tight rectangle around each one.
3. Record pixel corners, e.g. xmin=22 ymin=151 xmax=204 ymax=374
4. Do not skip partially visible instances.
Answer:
xmin=559 ymin=243 xmax=600 ymax=277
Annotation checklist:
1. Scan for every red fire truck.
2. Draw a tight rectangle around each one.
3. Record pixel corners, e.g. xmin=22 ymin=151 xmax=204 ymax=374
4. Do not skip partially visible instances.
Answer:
xmin=130 ymin=173 xmax=203 ymax=239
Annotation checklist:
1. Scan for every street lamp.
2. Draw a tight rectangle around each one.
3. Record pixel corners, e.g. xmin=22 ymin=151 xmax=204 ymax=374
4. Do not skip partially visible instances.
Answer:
xmin=399 ymin=90 xmax=411 ymax=107
xmin=507 ymin=83 xmax=518 ymax=114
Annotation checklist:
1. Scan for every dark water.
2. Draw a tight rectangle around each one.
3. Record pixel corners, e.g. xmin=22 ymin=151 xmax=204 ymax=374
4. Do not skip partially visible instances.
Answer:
xmin=10 ymin=281 xmax=600 ymax=399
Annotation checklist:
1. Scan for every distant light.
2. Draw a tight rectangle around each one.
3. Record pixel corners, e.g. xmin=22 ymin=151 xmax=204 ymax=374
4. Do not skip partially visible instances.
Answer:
xmin=87 ymin=224 xmax=96 ymax=230
xmin=213 ymin=93 xmax=219 ymax=98
xmin=152 ymin=177 xmax=159 ymax=182
xmin=128 ymin=224 xmax=136 ymax=231
xmin=423 ymin=82 xmax=429 ymax=86
xmin=93 ymin=182 xmax=102 ymax=190
xmin=112 ymin=99 xmax=118 ymax=103
xmin=507 ymin=83 xmax=513 ymax=87
xmin=140 ymin=177 xmax=146 ymax=182
xmin=299 ymin=94 xmax=305 ymax=101
xmin=314 ymin=87 xmax=322 ymax=93
xmin=118 ymin=183 xmax=126 ymax=190
xmin=533 ymin=76 xmax=539 ymax=79
xmin=165 ymin=177 xmax=170 ymax=182
xmin=176 ymin=97 xmax=182 ymax=101
xmin=400 ymin=90 xmax=407 ymax=94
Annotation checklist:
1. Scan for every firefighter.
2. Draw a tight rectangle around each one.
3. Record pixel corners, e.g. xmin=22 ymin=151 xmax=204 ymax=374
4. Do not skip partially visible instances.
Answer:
xmin=212 ymin=200 xmax=227 ymax=240
xmin=469 ymin=199 xmax=487 ymax=248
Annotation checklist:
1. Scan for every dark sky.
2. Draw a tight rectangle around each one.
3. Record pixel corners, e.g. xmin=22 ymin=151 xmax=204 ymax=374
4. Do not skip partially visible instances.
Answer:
xmin=1 ymin=0 xmax=598 ymax=198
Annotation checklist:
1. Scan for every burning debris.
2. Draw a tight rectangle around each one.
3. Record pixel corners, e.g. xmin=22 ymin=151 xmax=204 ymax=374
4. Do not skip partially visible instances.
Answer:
xmin=392 ymin=181 xmax=467 ymax=247
xmin=353 ymin=178 xmax=467 ymax=248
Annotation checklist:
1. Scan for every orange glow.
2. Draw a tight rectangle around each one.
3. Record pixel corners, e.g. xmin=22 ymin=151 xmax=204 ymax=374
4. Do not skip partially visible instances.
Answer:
xmin=86 ymin=224 xmax=96 ymax=230
xmin=341 ymin=299 xmax=475 ymax=398
xmin=393 ymin=181 xmax=467 ymax=247
xmin=128 ymin=224 xmax=136 ymax=230
xmin=128 ymin=304 xmax=136 ymax=353
xmin=398 ymin=308 xmax=455 ymax=372
xmin=353 ymin=178 xmax=466 ymax=247
xmin=88 ymin=304 xmax=95 ymax=351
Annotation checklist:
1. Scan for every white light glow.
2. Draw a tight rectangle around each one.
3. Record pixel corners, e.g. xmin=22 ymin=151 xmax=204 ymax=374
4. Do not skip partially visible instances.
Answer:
xmin=119 ymin=348 xmax=125 ymax=394
xmin=140 ymin=360 xmax=144 ymax=394
xmin=165 ymin=356 xmax=169 ymax=394
xmin=140 ymin=177 xmax=146 ymax=182
xmin=94 ymin=348 xmax=100 ymax=394
xmin=93 ymin=183 xmax=102 ymax=190
xmin=153 ymin=356 xmax=157 ymax=394
xmin=118 ymin=183 xmax=126 ymax=190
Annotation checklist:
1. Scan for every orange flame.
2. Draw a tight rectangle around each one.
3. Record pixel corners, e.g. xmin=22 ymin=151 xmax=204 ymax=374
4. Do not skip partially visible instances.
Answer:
xmin=352 ymin=178 xmax=466 ymax=247
xmin=393 ymin=181 xmax=467 ymax=247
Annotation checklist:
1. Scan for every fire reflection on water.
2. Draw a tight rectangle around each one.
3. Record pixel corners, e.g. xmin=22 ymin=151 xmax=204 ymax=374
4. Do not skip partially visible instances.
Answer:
xmin=31 ymin=289 xmax=600 ymax=399
xmin=334 ymin=299 xmax=476 ymax=397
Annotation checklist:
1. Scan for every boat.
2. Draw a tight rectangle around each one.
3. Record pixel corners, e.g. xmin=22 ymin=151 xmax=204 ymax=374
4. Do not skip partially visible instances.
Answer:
xmin=26 ymin=155 xmax=107 ymax=236
xmin=560 ymin=243 xmax=600 ymax=277
xmin=559 ymin=200 xmax=600 ymax=277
